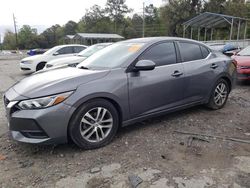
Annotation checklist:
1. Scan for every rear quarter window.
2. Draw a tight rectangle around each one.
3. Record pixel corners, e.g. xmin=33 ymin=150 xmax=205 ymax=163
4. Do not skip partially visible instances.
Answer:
xmin=200 ymin=46 xmax=210 ymax=58
xmin=74 ymin=46 xmax=86 ymax=53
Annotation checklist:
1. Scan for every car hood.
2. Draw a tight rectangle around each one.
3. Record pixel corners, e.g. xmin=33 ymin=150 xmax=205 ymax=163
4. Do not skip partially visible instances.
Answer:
xmin=47 ymin=56 xmax=86 ymax=66
xmin=22 ymin=54 xmax=44 ymax=61
xmin=11 ymin=67 xmax=110 ymax=98
xmin=232 ymin=55 xmax=250 ymax=66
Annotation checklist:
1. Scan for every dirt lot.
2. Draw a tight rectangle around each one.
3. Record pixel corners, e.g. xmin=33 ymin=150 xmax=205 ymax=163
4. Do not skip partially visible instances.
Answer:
xmin=0 ymin=56 xmax=250 ymax=188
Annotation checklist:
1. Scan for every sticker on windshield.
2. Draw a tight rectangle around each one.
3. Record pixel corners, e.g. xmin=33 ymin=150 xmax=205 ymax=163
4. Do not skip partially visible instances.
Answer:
xmin=128 ymin=44 xmax=143 ymax=52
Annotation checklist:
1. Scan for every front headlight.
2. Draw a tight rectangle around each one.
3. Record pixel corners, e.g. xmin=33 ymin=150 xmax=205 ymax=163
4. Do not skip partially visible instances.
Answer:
xmin=21 ymin=60 xmax=33 ymax=64
xmin=17 ymin=91 xmax=73 ymax=110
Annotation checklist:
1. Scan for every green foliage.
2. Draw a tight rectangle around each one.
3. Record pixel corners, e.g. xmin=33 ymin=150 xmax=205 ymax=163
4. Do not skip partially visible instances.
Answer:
xmin=105 ymin=0 xmax=132 ymax=32
xmin=18 ymin=25 xmax=38 ymax=49
xmin=3 ymin=0 xmax=250 ymax=50
xmin=2 ymin=30 xmax=16 ymax=50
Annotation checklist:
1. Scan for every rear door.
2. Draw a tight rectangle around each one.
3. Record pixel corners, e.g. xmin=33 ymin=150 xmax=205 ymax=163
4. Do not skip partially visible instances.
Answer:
xmin=128 ymin=41 xmax=185 ymax=118
xmin=177 ymin=41 xmax=219 ymax=103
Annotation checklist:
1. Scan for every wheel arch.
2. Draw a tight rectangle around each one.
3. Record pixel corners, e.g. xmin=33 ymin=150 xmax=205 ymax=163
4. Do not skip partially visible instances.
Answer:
xmin=70 ymin=93 xmax=126 ymax=126
xmin=67 ymin=94 xmax=125 ymax=143
xmin=36 ymin=61 xmax=47 ymax=71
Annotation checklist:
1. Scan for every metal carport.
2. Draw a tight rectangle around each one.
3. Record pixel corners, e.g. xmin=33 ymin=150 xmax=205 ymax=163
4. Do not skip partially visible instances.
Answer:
xmin=182 ymin=12 xmax=249 ymax=41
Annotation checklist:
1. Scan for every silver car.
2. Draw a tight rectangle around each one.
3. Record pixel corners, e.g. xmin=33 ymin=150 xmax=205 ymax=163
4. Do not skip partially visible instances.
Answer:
xmin=4 ymin=37 xmax=236 ymax=149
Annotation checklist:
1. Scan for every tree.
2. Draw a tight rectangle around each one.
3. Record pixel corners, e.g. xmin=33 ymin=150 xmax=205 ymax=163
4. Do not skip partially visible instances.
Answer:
xmin=81 ymin=5 xmax=113 ymax=33
xmin=144 ymin=4 xmax=166 ymax=37
xmin=41 ymin=24 xmax=64 ymax=47
xmin=161 ymin=0 xmax=202 ymax=36
xmin=105 ymin=0 xmax=132 ymax=32
xmin=64 ymin=21 xmax=77 ymax=35
xmin=18 ymin=25 xmax=39 ymax=49
xmin=3 ymin=30 xmax=16 ymax=50
xmin=203 ymin=0 xmax=227 ymax=14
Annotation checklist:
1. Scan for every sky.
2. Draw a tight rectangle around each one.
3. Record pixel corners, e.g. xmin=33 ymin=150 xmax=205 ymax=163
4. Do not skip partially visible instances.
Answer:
xmin=0 ymin=0 xmax=163 ymax=34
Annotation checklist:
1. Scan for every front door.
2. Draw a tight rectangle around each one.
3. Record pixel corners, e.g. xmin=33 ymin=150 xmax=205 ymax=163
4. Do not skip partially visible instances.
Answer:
xmin=128 ymin=42 xmax=185 ymax=118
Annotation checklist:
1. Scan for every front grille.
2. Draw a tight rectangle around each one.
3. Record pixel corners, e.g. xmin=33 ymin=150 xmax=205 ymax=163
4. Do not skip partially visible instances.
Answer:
xmin=3 ymin=95 xmax=10 ymax=107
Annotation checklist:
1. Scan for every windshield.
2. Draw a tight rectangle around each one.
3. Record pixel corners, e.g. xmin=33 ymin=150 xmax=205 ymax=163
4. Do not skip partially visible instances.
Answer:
xmin=238 ymin=46 xmax=250 ymax=56
xmin=77 ymin=42 xmax=145 ymax=69
xmin=78 ymin=44 xmax=109 ymax=57
xmin=43 ymin=46 xmax=60 ymax=55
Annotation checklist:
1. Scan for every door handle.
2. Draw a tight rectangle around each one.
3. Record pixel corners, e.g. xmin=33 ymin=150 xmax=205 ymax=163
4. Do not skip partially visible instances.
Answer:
xmin=210 ymin=63 xmax=218 ymax=69
xmin=171 ymin=71 xmax=183 ymax=77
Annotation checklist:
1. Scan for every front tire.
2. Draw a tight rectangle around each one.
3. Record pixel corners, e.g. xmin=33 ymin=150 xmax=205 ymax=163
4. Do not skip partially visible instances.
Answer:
xmin=206 ymin=79 xmax=229 ymax=110
xmin=36 ymin=62 xmax=46 ymax=71
xmin=69 ymin=99 xmax=119 ymax=149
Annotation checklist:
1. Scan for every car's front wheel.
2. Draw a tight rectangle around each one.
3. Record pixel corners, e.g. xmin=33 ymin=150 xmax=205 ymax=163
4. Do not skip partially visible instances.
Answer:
xmin=69 ymin=99 xmax=119 ymax=149
xmin=207 ymin=79 xmax=229 ymax=110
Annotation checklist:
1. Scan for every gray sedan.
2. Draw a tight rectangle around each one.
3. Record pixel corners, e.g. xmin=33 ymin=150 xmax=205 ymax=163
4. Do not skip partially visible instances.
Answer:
xmin=4 ymin=37 xmax=236 ymax=149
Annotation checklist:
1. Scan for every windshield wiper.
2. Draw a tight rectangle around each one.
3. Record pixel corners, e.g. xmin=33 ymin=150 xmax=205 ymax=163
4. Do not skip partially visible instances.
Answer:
xmin=78 ymin=66 xmax=89 ymax=70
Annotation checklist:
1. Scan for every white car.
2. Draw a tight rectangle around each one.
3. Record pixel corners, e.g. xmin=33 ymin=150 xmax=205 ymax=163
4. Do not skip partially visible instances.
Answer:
xmin=20 ymin=44 xmax=87 ymax=72
xmin=45 ymin=43 xmax=112 ymax=69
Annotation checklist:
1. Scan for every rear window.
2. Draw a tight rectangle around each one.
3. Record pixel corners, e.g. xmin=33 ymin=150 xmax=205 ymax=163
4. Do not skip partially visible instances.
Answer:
xmin=179 ymin=42 xmax=203 ymax=62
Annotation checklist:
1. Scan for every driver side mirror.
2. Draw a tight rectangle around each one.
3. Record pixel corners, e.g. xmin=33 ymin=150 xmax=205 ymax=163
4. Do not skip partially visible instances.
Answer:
xmin=53 ymin=52 xmax=59 ymax=56
xmin=134 ymin=60 xmax=156 ymax=71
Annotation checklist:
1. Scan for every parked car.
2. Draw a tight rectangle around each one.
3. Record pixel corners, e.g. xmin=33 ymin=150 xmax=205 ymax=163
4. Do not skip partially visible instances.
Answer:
xmin=4 ymin=37 xmax=236 ymax=149
xmin=20 ymin=44 xmax=87 ymax=72
xmin=232 ymin=46 xmax=250 ymax=80
xmin=45 ymin=43 xmax=112 ymax=69
xmin=27 ymin=49 xmax=47 ymax=56
xmin=208 ymin=43 xmax=240 ymax=56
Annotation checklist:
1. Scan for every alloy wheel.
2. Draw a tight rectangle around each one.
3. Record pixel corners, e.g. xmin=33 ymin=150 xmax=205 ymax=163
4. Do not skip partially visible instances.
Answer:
xmin=80 ymin=107 xmax=113 ymax=143
xmin=214 ymin=82 xmax=228 ymax=106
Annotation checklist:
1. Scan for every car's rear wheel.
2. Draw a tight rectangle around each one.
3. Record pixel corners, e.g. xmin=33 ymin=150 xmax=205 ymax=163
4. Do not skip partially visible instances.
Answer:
xmin=207 ymin=79 xmax=229 ymax=110
xmin=69 ymin=99 xmax=119 ymax=149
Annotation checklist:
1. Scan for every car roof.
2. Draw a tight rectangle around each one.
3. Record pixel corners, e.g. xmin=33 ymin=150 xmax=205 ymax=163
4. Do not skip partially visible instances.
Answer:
xmin=121 ymin=37 xmax=209 ymax=47
xmin=55 ymin=44 xmax=87 ymax=48
xmin=92 ymin=42 xmax=113 ymax=46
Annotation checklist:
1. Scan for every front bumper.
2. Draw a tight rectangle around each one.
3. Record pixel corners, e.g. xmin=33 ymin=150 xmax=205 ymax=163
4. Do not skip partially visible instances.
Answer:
xmin=237 ymin=69 xmax=250 ymax=80
xmin=3 ymin=94 xmax=76 ymax=145
xmin=20 ymin=62 xmax=34 ymax=72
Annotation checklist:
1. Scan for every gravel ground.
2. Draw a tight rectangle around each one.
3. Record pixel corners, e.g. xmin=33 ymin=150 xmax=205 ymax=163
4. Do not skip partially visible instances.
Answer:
xmin=0 ymin=56 xmax=250 ymax=188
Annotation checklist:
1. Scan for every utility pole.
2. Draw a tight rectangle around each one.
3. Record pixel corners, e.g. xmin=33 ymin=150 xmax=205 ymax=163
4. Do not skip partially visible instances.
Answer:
xmin=0 ymin=33 xmax=2 ymax=51
xmin=142 ymin=2 xmax=145 ymax=38
xmin=13 ymin=13 xmax=18 ymax=50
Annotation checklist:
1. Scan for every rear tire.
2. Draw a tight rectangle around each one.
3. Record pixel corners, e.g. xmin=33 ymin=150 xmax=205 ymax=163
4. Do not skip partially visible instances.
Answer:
xmin=69 ymin=99 xmax=119 ymax=149
xmin=206 ymin=79 xmax=229 ymax=110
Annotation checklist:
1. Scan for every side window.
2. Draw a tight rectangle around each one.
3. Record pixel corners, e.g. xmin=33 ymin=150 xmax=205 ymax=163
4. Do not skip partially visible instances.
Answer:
xmin=57 ymin=47 xmax=74 ymax=55
xmin=179 ymin=42 xmax=203 ymax=62
xmin=74 ymin=46 xmax=86 ymax=53
xmin=139 ymin=42 xmax=177 ymax=66
xmin=200 ymin=46 xmax=210 ymax=58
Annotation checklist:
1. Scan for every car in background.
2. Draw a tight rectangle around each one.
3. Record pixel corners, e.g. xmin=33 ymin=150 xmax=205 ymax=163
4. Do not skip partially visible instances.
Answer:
xmin=232 ymin=46 xmax=250 ymax=81
xmin=45 ymin=43 xmax=112 ymax=69
xmin=27 ymin=49 xmax=47 ymax=56
xmin=20 ymin=44 xmax=87 ymax=72
xmin=4 ymin=37 xmax=236 ymax=149
xmin=208 ymin=43 xmax=240 ymax=56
